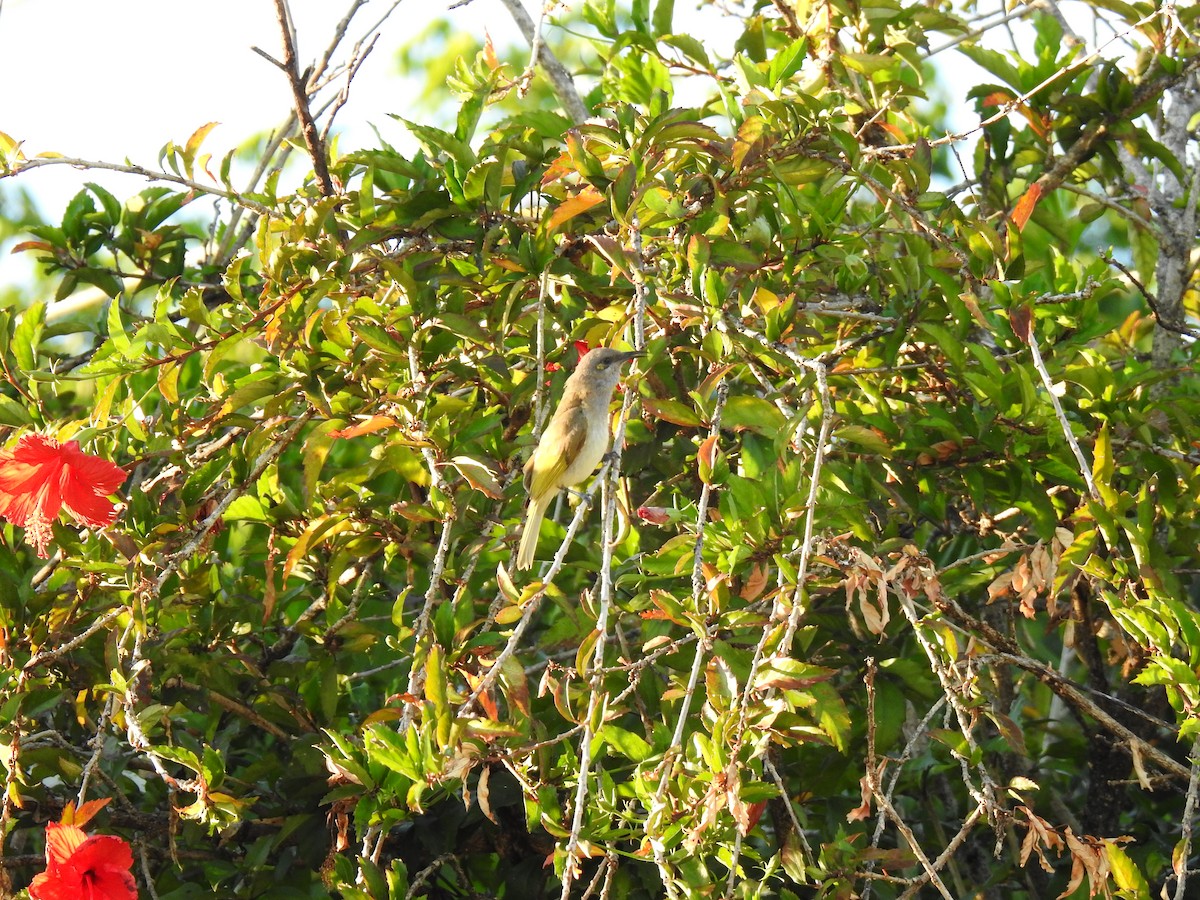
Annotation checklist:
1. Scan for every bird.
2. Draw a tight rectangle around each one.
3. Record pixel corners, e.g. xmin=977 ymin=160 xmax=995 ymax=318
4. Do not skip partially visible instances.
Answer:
xmin=516 ymin=347 xmax=642 ymax=570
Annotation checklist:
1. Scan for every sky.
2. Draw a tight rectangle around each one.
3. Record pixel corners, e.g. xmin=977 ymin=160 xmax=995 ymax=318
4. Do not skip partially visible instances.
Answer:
xmin=0 ymin=0 xmax=564 ymax=290
xmin=0 ymin=0 xmax=523 ymax=214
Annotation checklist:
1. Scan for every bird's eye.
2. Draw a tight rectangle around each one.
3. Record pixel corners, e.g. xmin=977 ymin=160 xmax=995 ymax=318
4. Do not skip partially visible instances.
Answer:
xmin=597 ymin=363 xmax=608 ymax=370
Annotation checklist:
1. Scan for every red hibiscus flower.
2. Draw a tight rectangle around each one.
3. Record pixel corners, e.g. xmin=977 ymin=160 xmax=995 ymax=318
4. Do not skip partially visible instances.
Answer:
xmin=0 ymin=434 xmax=126 ymax=558
xmin=29 ymin=821 xmax=137 ymax=900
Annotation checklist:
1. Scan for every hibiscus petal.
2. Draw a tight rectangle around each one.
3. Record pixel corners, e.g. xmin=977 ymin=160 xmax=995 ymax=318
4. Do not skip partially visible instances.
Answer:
xmin=30 ymin=827 xmax=137 ymax=900
xmin=0 ymin=435 xmax=65 ymax=526
xmin=28 ymin=870 xmax=83 ymax=900
xmin=59 ymin=444 xmax=126 ymax=528
xmin=0 ymin=458 xmax=51 ymax=497
xmin=60 ymin=443 xmax=128 ymax=495
xmin=69 ymin=835 xmax=136 ymax=892
xmin=0 ymin=436 xmax=125 ymax=552
xmin=43 ymin=822 xmax=89 ymax=866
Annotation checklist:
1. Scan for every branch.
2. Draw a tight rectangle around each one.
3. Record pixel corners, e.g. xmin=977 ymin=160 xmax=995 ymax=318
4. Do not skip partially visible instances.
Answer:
xmin=2 ymin=156 xmax=279 ymax=218
xmin=1024 ymin=324 xmax=1101 ymax=503
xmin=496 ymin=0 xmax=588 ymax=125
xmin=24 ymin=606 xmax=130 ymax=671
xmin=559 ymin=350 xmax=642 ymax=899
xmin=932 ymin=595 xmax=1191 ymax=781
xmin=1175 ymin=734 xmax=1200 ymax=900
xmin=272 ymin=0 xmax=336 ymax=195
xmin=1102 ymin=251 xmax=1200 ymax=339
xmin=874 ymin=9 xmax=1199 ymax=156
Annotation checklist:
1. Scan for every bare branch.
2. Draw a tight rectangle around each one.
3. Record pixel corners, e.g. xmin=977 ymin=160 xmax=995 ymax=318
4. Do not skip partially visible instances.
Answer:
xmin=496 ymin=0 xmax=588 ymax=124
xmin=1102 ymin=251 xmax=1200 ymax=338
xmin=1024 ymin=325 xmax=1101 ymax=503
xmin=1175 ymin=734 xmax=1200 ymax=900
xmin=272 ymin=0 xmax=336 ymax=195
xmin=2 ymin=156 xmax=279 ymax=218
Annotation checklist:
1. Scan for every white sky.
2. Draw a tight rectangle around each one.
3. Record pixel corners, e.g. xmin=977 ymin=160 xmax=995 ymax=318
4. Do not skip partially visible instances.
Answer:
xmin=0 ymin=0 xmax=532 ymax=216
xmin=0 ymin=0 xmax=577 ymax=290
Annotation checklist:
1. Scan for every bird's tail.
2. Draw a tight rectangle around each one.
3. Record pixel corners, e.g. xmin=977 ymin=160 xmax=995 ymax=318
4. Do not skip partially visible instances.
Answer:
xmin=516 ymin=495 xmax=550 ymax=570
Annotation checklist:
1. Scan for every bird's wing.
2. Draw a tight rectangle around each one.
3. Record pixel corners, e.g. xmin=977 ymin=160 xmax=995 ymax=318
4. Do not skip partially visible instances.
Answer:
xmin=526 ymin=403 xmax=589 ymax=500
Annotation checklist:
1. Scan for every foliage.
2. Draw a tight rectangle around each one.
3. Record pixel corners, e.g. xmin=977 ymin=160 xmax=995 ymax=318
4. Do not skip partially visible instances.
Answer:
xmin=0 ymin=0 xmax=1199 ymax=897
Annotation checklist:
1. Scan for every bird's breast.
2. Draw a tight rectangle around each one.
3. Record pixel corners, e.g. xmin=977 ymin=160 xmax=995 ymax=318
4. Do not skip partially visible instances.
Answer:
xmin=561 ymin=422 xmax=610 ymax=486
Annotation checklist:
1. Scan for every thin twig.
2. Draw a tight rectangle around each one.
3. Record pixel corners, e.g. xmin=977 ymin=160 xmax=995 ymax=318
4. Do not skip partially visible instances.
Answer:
xmin=1175 ymin=734 xmax=1200 ymax=900
xmin=400 ymin=342 xmax=456 ymax=733
xmin=646 ymin=380 xmax=727 ymax=900
xmin=781 ymin=362 xmax=832 ymax=648
xmin=272 ymin=0 xmax=336 ymax=195
xmin=76 ymin=693 xmax=116 ymax=806
xmin=2 ymin=156 xmax=278 ymax=218
xmin=868 ymin=776 xmax=956 ymax=900
xmin=1103 ymin=251 xmax=1200 ymax=338
xmin=1024 ymin=326 xmax=1101 ymax=502
xmin=897 ymin=805 xmax=984 ymax=900
xmin=496 ymin=0 xmax=588 ymax=124
xmin=876 ymin=9 xmax=1191 ymax=155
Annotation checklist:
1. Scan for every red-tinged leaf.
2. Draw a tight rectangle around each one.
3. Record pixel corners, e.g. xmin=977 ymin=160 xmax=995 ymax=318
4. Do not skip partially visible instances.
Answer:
xmin=846 ymin=774 xmax=873 ymax=822
xmin=185 ymin=121 xmax=219 ymax=158
xmin=544 ymin=185 xmax=605 ymax=233
xmin=540 ymin=151 xmax=574 ymax=186
xmin=636 ymin=506 xmax=671 ymax=525
xmin=448 ymin=455 xmax=503 ymax=499
xmin=646 ymin=589 xmax=688 ymax=624
xmin=754 ymin=657 xmax=836 ymax=691
xmin=731 ymin=115 xmax=766 ymax=170
xmin=10 ymin=241 xmax=54 ymax=255
xmin=739 ymin=564 xmax=769 ymax=601
xmin=982 ymin=91 xmax=1015 ymax=108
xmin=329 ymin=416 xmax=397 ymax=439
xmin=1011 ymin=183 xmax=1042 ymax=231
xmin=362 ymin=707 xmax=403 ymax=726
xmin=1009 ymin=303 xmax=1033 ymax=344
xmin=991 ymin=711 xmax=1028 ymax=756
xmin=697 ymin=434 xmax=718 ymax=485
xmin=483 ymin=31 xmax=499 ymax=70
xmin=860 ymin=847 xmax=920 ymax=868
xmin=492 ymin=256 xmax=526 ymax=273
xmin=477 ymin=764 xmax=497 ymax=823
xmin=639 ymin=607 xmax=680 ymax=620
xmin=642 ymin=397 xmax=702 ymax=427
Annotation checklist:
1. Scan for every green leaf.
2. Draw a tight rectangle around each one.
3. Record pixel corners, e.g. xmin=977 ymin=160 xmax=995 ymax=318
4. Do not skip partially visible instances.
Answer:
xmin=835 ymin=425 xmax=891 ymax=456
xmin=599 ymin=724 xmax=654 ymax=762
xmin=394 ymin=118 xmax=477 ymax=171
xmin=722 ymin=395 xmax=786 ymax=435
xmin=12 ymin=301 xmax=44 ymax=372
xmin=652 ymin=0 xmax=674 ymax=35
